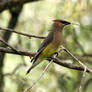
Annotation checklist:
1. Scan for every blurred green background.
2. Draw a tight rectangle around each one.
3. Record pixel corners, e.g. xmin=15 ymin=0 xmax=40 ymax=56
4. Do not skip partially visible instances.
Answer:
xmin=0 ymin=0 xmax=92 ymax=92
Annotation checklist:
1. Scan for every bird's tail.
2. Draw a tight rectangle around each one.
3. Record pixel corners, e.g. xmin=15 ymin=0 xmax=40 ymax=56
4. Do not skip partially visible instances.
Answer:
xmin=26 ymin=63 xmax=33 ymax=75
xmin=26 ymin=57 xmax=42 ymax=75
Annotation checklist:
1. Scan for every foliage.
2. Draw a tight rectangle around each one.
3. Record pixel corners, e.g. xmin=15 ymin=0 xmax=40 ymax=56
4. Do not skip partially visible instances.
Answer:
xmin=0 ymin=0 xmax=92 ymax=92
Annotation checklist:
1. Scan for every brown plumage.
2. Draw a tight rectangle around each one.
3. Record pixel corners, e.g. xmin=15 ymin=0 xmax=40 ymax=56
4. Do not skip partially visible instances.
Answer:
xmin=26 ymin=19 xmax=71 ymax=75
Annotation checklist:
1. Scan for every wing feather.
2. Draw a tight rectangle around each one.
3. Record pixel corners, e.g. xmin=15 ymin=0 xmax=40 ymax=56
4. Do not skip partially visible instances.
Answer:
xmin=32 ymin=31 xmax=53 ymax=64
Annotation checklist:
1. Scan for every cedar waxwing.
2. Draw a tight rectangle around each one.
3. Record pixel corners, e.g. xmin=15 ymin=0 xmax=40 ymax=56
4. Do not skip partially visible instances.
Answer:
xmin=26 ymin=19 xmax=71 ymax=74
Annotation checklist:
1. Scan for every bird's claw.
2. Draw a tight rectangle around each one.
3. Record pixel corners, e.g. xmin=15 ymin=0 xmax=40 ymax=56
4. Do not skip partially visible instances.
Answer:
xmin=54 ymin=52 xmax=58 ymax=56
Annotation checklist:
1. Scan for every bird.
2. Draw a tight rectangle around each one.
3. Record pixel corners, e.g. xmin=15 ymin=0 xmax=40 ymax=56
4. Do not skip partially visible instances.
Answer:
xmin=26 ymin=19 xmax=71 ymax=75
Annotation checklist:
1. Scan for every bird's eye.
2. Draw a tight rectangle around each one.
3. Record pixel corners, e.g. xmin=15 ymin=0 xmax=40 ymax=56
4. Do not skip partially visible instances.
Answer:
xmin=61 ymin=20 xmax=71 ymax=25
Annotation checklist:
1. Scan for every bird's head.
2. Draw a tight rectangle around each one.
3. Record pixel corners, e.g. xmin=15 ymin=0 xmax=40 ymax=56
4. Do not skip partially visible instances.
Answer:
xmin=53 ymin=19 xmax=71 ymax=28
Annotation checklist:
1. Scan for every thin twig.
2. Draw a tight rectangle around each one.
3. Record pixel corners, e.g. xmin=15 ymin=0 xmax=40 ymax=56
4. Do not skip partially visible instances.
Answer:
xmin=78 ymin=67 xmax=87 ymax=92
xmin=61 ymin=46 xmax=92 ymax=74
xmin=0 ymin=37 xmax=18 ymax=52
xmin=24 ymin=48 xmax=63 ymax=92
xmin=0 ymin=27 xmax=45 ymax=39
xmin=24 ymin=60 xmax=53 ymax=92
xmin=0 ymin=47 xmax=35 ymax=56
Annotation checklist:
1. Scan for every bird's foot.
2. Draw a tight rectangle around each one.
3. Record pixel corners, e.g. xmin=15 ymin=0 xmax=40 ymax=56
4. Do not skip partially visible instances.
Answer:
xmin=54 ymin=52 xmax=58 ymax=57
xmin=46 ymin=56 xmax=53 ymax=62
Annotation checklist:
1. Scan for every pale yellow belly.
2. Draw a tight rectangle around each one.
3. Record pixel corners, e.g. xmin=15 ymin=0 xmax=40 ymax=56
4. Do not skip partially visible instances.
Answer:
xmin=41 ymin=43 xmax=59 ymax=57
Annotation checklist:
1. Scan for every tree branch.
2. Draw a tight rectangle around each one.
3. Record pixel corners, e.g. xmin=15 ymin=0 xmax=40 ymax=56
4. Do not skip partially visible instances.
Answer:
xmin=53 ymin=58 xmax=91 ymax=73
xmin=0 ymin=27 xmax=45 ymax=39
xmin=78 ymin=67 xmax=86 ymax=92
xmin=0 ymin=0 xmax=40 ymax=12
xmin=0 ymin=47 xmax=34 ymax=56
xmin=0 ymin=4 xmax=23 ymax=92
xmin=0 ymin=37 xmax=18 ymax=52
xmin=0 ymin=47 xmax=92 ymax=74
xmin=61 ymin=46 xmax=92 ymax=73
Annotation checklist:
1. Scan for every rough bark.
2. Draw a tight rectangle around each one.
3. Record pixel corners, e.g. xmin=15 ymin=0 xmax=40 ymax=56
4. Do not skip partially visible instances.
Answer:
xmin=0 ymin=5 xmax=23 ymax=92
xmin=0 ymin=0 xmax=40 ymax=12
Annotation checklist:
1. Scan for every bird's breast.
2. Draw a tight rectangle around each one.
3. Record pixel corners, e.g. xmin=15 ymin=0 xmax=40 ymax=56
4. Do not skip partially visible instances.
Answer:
xmin=42 ymin=43 xmax=58 ymax=57
xmin=42 ymin=31 xmax=62 ymax=57
xmin=52 ymin=31 xmax=62 ymax=47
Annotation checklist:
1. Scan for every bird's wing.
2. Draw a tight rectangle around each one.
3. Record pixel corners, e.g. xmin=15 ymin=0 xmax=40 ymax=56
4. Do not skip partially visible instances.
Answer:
xmin=38 ymin=31 xmax=53 ymax=52
xmin=31 ymin=31 xmax=54 ymax=63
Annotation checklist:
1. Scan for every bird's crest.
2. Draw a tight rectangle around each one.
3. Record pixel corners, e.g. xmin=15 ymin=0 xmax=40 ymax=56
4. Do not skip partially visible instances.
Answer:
xmin=53 ymin=19 xmax=71 ymax=25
